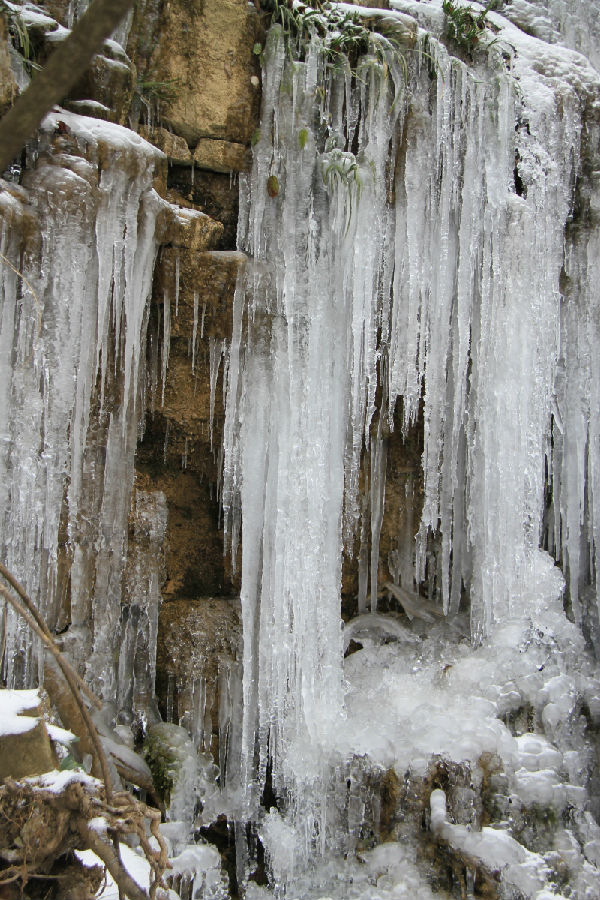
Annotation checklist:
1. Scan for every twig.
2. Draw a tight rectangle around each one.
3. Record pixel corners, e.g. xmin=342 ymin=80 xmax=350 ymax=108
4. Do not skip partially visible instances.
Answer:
xmin=0 ymin=567 xmax=171 ymax=899
xmin=77 ymin=817 xmax=150 ymax=900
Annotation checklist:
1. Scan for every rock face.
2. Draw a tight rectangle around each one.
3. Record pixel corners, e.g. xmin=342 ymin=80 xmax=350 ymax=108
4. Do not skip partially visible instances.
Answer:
xmin=67 ymin=40 xmax=135 ymax=125
xmin=0 ymin=0 xmax=426 ymax=728
xmin=144 ymin=0 xmax=262 ymax=146
xmin=0 ymin=13 xmax=17 ymax=114
xmin=156 ymin=598 xmax=240 ymax=755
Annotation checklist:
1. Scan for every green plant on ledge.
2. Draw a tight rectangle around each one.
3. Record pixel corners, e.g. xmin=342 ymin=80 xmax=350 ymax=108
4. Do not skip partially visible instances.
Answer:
xmin=1 ymin=1 xmax=41 ymax=75
xmin=442 ymin=0 xmax=497 ymax=53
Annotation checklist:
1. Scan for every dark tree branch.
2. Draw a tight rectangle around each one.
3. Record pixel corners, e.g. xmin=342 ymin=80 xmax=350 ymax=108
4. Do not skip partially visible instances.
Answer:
xmin=0 ymin=0 xmax=136 ymax=172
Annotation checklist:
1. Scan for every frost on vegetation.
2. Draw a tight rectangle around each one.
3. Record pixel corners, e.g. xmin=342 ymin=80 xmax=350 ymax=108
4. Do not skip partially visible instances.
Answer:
xmin=222 ymin=0 xmax=600 ymax=894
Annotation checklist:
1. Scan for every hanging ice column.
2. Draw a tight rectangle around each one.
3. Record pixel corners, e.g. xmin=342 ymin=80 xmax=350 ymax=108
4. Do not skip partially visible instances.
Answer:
xmin=223 ymin=20 xmax=408 ymax=847
xmin=0 ymin=112 xmax=164 ymax=696
xmin=388 ymin=3 xmax=600 ymax=637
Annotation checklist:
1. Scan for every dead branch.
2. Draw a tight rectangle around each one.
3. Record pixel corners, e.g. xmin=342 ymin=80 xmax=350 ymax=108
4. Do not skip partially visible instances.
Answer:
xmin=0 ymin=776 xmax=169 ymax=899
xmin=0 ymin=566 xmax=171 ymax=898
xmin=76 ymin=819 xmax=148 ymax=900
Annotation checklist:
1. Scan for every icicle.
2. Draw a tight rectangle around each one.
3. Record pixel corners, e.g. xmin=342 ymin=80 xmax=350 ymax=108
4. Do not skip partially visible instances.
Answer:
xmin=370 ymin=429 xmax=387 ymax=613
xmin=163 ymin=420 xmax=170 ymax=465
xmin=357 ymin=487 xmax=370 ymax=615
xmin=200 ymin=300 xmax=207 ymax=339
xmin=161 ymin=289 xmax=170 ymax=408
xmin=208 ymin=337 xmax=223 ymax=450
xmin=0 ymin=111 xmax=163 ymax=693
xmin=166 ymin=673 xmax=175 ymax=724
xmin=192 ymin=290 xmax=199 ymax=373
xmin=222 ymin=6 xmax=600 ymax=889
xmin=222 ymin=22 xmax=405 ymax=862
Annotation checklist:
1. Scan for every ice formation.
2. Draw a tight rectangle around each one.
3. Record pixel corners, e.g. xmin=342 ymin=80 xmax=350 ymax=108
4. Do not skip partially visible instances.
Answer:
xmin=0 ymin=110 xmax=164 ymax=702
xmin=222 ymin=0 xmax=600 ymax=891
xmin=1 ymin=1 xmax=599 ymax=898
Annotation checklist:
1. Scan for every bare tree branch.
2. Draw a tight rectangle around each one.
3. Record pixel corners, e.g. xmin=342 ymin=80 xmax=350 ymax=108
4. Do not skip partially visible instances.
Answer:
xmin=0 ymin=0 xmax=136 ymax=172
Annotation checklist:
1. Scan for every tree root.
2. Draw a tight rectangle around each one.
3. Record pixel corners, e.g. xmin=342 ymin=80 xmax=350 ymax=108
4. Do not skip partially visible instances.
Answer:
xmin=0 ymin=563 xmax=171 ymax=899
xmin=0 ymin=777 xmax=171 ymax=899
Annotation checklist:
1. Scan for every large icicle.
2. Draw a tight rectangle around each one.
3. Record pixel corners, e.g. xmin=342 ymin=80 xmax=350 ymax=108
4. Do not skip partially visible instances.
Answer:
xmin=223 ymin=20 xmax=408 ymax=861
xmin=0 ymin=112 xmax=164 ymax=697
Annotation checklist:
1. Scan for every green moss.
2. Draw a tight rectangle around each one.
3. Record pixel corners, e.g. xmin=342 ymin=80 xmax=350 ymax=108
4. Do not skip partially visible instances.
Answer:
xmin=143 ymin=730 xmax=177 ymax=804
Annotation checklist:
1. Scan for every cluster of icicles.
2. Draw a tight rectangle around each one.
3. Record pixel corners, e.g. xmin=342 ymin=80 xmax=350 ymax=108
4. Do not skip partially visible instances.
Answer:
xmin=221 ymin=7 xmax=600 ymax=866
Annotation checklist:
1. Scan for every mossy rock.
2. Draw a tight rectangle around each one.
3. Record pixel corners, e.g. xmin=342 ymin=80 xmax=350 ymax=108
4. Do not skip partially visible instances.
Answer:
xmin=143 ymin=722 xmax=196 ymax=807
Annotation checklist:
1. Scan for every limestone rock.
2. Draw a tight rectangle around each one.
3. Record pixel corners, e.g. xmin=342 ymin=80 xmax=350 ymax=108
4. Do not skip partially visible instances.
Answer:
xmin=147 ymin=0 xmax=261 ymax=145
xmin=193 ymin=138 xmax=250 ymax=174
xmin=169 ymin=207 xmax=225 ymax=252
xmin=63 ymin=98 xmax=115 ymax=121
xmin=140 ymin=125 xmax=192 ymax=163
xmin=157 ymin=248 xmax=245 ymax=346
xmin=351 ymin=0 xmax=391 ymax=7
xmin=156 ymin=597 xmax=240 ymax=753
xmin=0 ymin=720 xmax=58 ymax=781
xmin=166 ymin=168 xmax=240 ymax=249
xmin=67 ymin=42 xmax=136 ymax=125
xmin=36 ymin=1 xmax=72 ymax=27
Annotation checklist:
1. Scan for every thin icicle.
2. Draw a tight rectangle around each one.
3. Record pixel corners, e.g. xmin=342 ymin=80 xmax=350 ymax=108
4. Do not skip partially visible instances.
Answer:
xmin=161 ymin=290 xmax=170 ymax=408
xmin=208 ymin=337 xmax=224 ymax=450
xmin=192 ymin=291 xmax=199 ymax=373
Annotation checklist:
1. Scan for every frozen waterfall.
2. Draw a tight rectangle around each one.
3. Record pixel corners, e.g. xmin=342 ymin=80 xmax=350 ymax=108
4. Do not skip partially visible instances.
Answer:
xmin=222 ymin=0 xmax=600 ymax=876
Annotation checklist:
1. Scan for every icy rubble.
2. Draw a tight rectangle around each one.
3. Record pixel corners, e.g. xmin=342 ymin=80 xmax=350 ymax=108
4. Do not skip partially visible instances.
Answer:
xmin=222 ymin=0 xmax=600 ymax=894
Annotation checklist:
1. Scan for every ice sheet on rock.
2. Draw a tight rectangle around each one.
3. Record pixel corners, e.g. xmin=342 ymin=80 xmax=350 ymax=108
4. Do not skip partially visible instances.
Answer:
xmin=168 ymin=844 xmax=229 ymax=900
xmin=343 ymin=612 xmax=418 ymax=652
xmin=430 ymin=788 xmax=555 ymax=898
xmin=0 ymin=109 xmax=163 ymax=699
xmin=120 ymin=489 xmax=167 ymax=727
xmin=269 ymin=840 xmax=451 ymax=900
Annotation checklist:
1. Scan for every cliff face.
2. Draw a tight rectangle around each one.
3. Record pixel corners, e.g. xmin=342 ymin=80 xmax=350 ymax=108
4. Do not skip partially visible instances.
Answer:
xmin=1 ymin=2 xmax=600 ymax=899
xmin=0 ymin=0 xmax=261 ymax=736
xmin=0 ymin=0 xmax=426 ymax=737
